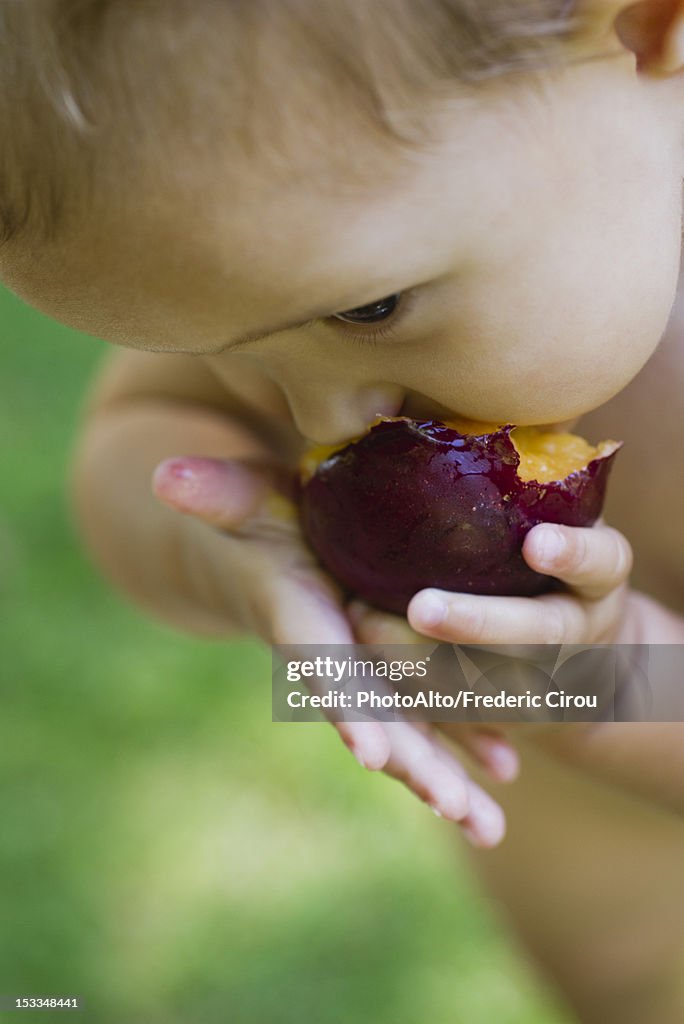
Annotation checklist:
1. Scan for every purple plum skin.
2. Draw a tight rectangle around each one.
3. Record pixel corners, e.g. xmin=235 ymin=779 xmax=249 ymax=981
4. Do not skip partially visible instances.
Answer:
xmin=299 ymin=419 xmax=622 ymax=615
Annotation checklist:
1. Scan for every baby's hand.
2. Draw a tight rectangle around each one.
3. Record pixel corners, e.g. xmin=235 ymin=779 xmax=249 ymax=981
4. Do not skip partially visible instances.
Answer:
xmin=352 ymin=519 xmax=634 ymax=647
xmin=152 ymin=454 xmax=517 ymax=848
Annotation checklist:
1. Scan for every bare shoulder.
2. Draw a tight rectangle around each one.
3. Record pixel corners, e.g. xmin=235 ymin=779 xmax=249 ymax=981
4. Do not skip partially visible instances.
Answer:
xmin=78 ymin=346 xmax=302 ymax=461
xmin=80 ymin=345 xmax=291 ymax=421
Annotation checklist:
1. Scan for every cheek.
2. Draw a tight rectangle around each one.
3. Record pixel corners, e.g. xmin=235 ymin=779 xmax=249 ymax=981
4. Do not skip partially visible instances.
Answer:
xmin=556 ymin=236 xmax=681 ymax=410
xmin=437 ymin=216 xmax=681 ymax=423
xmin=452 ymin=314 xmax=673 ymax=427
xmin=563 ymin=191 xmax=684 ymax=400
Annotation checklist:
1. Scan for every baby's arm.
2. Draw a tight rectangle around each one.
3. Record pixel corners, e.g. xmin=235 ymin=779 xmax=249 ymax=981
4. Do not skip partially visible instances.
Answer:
xmin=70 ymin=347 xmax=289 ymax=635
xmin=69 ymin=347 xmax=516 ymax=845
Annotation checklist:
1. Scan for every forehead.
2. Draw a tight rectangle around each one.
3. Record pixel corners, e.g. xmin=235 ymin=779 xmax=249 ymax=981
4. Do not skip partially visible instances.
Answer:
xmin=0 ymin=63 xmax=638 ymax=351
xmin=107 ymin=88 xmax=522 ymax=304
xmin=1 ymin=90 xmax=492 ymax=335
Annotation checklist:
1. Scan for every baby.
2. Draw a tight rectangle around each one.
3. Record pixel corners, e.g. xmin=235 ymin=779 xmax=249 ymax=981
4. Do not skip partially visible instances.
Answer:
xmin=3 ymin=0 xmax=684 ymax=1019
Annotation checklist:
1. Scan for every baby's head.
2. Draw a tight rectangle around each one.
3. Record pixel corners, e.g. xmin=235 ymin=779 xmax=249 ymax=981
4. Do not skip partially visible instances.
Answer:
xmin=2 ymin=0 xmax=684 ymax=442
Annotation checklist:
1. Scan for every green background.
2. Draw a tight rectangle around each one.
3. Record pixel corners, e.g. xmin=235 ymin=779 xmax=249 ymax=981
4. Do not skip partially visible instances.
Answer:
xmin=0 ymin=281 xmax=572 ymax=1022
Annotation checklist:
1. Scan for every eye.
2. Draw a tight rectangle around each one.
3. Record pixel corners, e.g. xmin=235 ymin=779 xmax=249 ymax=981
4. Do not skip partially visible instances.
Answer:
xmin=333 ymin=293 xmax=401 ymax=324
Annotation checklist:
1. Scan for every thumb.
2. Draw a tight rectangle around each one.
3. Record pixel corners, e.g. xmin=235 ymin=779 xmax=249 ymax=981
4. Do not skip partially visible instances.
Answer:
xmin=151 ymin=456 xmax=295 ymax=531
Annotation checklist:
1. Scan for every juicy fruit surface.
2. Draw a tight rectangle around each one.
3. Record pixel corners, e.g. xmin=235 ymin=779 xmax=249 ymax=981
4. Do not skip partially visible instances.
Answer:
xmin=299 ymin=418 xmax=621 ymax=615
xmin=511 ymin=427 xmax=608 ymax=484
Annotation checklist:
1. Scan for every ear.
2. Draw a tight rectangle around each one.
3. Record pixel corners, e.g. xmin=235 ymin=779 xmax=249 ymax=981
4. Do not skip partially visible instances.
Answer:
xmin=613 ymin=0 xmax=684 ymax=73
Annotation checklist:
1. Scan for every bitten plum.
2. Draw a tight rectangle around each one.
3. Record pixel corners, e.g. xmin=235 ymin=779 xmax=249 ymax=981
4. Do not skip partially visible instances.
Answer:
xmin=299 ymin=418 xmax=621 ymax=615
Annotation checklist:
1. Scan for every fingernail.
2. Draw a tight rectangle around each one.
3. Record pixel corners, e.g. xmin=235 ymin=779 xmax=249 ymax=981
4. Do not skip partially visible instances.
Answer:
xmin=352 ymin=749 xmax=369 ymax=770
xmin=462 ymin=822 xmax=504 ymax=848
xmin=152 ymin=459 xmax=199 ymax=501
xmin=155 ymin=458 xmax=196 ymax=482
xmin=472 ymin=795 xmax=505 ymax=845
xmin=537 ymin=527 xmax=565 ymax=566
xmin=167 ymin=461 xmax=197 ymax=482
xmin=488 ymin=743 xmax=519 ymax=780
xmin=429 ymin=805 xmax=443 ymax=818
xmin=412 ymin=591 xmax=447 ymax=629
xmin=461 ymin=823 xmax=481 ymax=847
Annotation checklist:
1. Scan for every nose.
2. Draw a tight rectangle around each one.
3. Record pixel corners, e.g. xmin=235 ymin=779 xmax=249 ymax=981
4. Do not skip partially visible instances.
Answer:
xmin=286 ymin=382 xmax=406 ymax=444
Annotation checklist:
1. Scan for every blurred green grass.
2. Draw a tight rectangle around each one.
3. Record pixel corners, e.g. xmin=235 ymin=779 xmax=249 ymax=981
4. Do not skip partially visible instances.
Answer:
xmin=0 ymin=282 xmax=573 ymax=1022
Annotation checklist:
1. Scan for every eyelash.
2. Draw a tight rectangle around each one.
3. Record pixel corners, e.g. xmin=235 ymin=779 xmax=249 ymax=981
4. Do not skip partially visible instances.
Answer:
xmin=324 ymin=290 xmax=417 ymax=346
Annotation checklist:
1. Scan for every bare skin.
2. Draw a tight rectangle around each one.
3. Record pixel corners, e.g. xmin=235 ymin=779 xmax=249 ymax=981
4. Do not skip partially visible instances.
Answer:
xmin=373 ymin=257 xmax=684 ymax=1023
xmin=435 ymin=280 xmax=684 ymax=1023
xmin=5 ymin=1 xmax=684 ymax=1019
xmin=462 ymin=730 xmax=684 ymax=1024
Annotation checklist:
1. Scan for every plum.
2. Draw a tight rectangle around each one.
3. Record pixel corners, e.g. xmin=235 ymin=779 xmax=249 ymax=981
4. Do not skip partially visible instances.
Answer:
xmin=299 ymin=417 xmax=622 ymax=615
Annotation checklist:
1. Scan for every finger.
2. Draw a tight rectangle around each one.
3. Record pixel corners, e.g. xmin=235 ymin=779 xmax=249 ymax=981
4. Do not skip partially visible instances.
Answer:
xmin=347 ymin=600 xmax=520 ymax=782
xmin=382 ymin=722 xmax=506 ymax=846
xmin=267 ymin=575 xmax=393 ymax=771
xmin=381 ymin=719 xmax=470 ymax=820
xmin=347 ymin=602 xmax=520 ymax=782
xmin=459 ymin=784 xmax=508 ymax=848
xmin=522 ymin=521 xmax=633 ymax=601
xmin=337 ymin=721 xmax=393 ymax=772
xmin=152 ymin=456 xmax=295 ymax=531
xmin=407 ymin=587 xmax=589 ymax=644
xmin=443 ymin=726 xmax=520 ymax=782
xmin=347 ymin=600 xmax=425 ymax=644
xmin=424 ymin=732 xmax=508 ymax=846
xmin=273 ymin=572 xmax=507 ymax=844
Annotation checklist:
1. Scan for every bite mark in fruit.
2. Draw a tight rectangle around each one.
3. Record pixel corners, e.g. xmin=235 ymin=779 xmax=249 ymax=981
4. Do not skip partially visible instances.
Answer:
xmin=298 ymin=417 xmax=621 ymax=614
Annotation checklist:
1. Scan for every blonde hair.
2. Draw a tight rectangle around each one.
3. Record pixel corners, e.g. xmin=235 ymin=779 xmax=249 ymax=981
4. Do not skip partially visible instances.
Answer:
xmin=0 ymin=0 xmax=582 ymax=248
